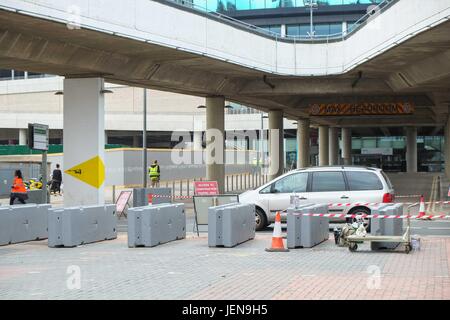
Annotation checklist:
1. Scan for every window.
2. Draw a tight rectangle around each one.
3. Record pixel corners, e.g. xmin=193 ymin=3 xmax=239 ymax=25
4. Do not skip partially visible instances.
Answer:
xmin=0 ymin=69 xmax=12 ymax=80
xmin=268 ymin=172 xmax=308 ymax=193
xmin=259 ymin=25 xmax=282 ymax=35
xmin=311 ymin=172 xmax=346 ymax=192
xmin=346 ymin=171 xmax=383 ymax=191
xmin=287 ymin=23 xmax=343 ymax=37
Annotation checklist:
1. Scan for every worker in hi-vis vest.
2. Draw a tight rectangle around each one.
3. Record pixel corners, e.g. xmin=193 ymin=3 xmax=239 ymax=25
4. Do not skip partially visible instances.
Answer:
xmin=148 ymin=160 xmax=161 ymax=187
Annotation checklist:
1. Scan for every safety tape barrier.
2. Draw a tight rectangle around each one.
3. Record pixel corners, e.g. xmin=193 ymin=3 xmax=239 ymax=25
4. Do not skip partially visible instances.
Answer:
xmin=394 ymin=195 xmax=423 ymax=198
xmin=291 ymin=213 xmax=450 ymax=220
xmin=151 ymin=194 xmax=192 ymax=200
xmin=328 ymin=201 xmax=450 ymax=207
xmin=151 ymin=193 xmax=450 ymax=207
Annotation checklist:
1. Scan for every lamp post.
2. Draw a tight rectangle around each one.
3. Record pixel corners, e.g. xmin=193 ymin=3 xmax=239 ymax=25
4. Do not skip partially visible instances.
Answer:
xmin=260 ymin=114 xmax=269 ymax=171
xmin=143 ymin=88 xmax=147 ymax=188
xmin=305 ymin=0 xmax=318 ymax=39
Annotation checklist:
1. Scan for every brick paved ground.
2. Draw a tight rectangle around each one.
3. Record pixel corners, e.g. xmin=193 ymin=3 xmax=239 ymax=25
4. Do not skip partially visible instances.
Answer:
xmin=0 ymin=230 xmax=449 ymax=300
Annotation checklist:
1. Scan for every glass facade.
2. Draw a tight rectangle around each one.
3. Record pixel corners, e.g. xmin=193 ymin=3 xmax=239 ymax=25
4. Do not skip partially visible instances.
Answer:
xmin=287 ymin=22 xmax=342 ymax=36
xmin=260 ymin=25 xmax=282 ymax=35
xmin=188 ymin=0 xmax=383 ymax=12
xmin=285 ymin=136 xmax=445 ymax=173
xmin=0 ymin=70 xmax=52 ymax=81
xmin=352 ymin=136 xmax=445 ymax=173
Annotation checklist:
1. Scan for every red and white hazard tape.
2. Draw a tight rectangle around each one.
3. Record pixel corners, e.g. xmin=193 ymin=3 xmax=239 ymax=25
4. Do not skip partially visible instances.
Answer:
xmin=151 ymin=194 xmax=192 ymax=200
xmin=292 ymin=213 xmax=450 ymax=220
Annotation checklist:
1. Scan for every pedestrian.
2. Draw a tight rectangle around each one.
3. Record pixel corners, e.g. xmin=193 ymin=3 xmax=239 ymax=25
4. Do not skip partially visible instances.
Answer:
xmin=148 ymin=160 xmax=161 ymax=188
xmin=10 ymin=170 xmax=28 ymax=205
xmin=51 ymin=164 xmax=63 ymax=195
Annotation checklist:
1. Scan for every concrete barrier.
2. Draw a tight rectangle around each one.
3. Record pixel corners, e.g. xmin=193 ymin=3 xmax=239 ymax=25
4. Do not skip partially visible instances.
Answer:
xmin=371 ymin=203 xmax=404 ymax=250
xmin=128 ymin=203 xmax=185 ymax=247
xmin=0 ymin=204 xmax=50 ymax=246
xmin=287 ymin=204 xmax=329 ymax=249
xmin=133 ymin=188 xmax=172 ymax=207
xmin=27 ymin=189 xmax=51 ymax=204
xmin=208 ymin=203 xmax=255 ymax=248
xmin=48 ymin=205 xmax=117 ymax=248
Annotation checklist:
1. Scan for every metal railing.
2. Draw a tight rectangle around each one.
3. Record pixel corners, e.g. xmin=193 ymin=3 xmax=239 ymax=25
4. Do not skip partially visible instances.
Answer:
xmin=152 ymin=171 xmax=270 ymax=200
xmin=164 ymin=0 xmax=398 ymax=43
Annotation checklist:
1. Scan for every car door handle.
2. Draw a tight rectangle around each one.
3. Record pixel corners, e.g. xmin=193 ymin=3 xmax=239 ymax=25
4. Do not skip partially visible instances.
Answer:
xmin=341 ymin=196 xmax=350 ymax=199
xmin=299 ymin=197 xmax=307 ymax=200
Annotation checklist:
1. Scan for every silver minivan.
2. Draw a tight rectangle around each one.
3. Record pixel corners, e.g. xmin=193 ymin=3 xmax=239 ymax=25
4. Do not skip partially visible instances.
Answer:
xmin=239 ymin=166 xmax=395 ymax=231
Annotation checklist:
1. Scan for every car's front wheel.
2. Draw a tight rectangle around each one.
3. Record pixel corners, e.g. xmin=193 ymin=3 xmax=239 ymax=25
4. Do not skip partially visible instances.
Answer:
xmin=255 ymin=208 xmax=268 ymax=231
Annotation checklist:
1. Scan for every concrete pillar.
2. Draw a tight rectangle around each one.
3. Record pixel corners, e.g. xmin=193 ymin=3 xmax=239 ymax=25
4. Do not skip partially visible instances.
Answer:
xmin=268 ymin=110 xmax=284 ymax=180
xmin=132 ymin=135 xmax=140 ymax=148
xmin=329 ymin=127 xmax=339 ymax=165
xmin=342 ymin=128 xmax=352 ymax=166
xmin=206 ymin=96 xmax=225 ymax=193
xmin=19 ymin=129 xmax=27 ymax=146
xmin=297 ymin=119 xmax=310 ymax=168
xmin=318 ymin=125 xmax=329 ymax=166
xmin=446 ymin=115 xmax=450 ymax=178
xmin=280 ymin=24 xmax=287 ymax=37
xmin=193 ymin=131 xmax=203 ymax=150
xmin=63 ymin=78 xmax=105 ymax=206
xmin=406 ymin=127 xmax=418 ymax=173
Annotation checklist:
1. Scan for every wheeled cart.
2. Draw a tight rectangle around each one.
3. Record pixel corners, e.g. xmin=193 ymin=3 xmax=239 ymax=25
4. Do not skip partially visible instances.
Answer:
xmin=346 ymin=217 xmax=412 ymax=254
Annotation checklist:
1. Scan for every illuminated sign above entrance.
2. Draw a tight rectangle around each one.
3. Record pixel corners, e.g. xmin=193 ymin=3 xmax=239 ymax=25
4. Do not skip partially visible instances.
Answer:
xmin=310 ymin=102 xmax=415 ymax=116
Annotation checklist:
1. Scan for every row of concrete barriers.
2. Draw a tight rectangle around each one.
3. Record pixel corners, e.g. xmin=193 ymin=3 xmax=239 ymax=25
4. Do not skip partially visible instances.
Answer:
xmin=0 ymin=200 xmax=406 ymax=250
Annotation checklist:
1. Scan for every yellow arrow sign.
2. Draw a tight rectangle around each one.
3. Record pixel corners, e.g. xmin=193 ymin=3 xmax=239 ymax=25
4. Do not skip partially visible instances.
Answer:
xmin=65 ymin=156 xmax=105 ymax=189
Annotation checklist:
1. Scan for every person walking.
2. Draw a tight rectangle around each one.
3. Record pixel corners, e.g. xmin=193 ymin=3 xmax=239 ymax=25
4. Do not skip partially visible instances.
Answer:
xmin=10 ymin=170 xmax=28 ymax=205
xmin=51 ymin=164 xmax=63 ymax=195
xmin=148 ymin=160 xmax=161 ymax=188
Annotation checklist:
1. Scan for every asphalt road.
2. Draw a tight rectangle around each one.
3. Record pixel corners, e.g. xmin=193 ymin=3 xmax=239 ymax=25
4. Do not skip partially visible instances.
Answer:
xmin=117 ymin=216 xmax=450 ymax=237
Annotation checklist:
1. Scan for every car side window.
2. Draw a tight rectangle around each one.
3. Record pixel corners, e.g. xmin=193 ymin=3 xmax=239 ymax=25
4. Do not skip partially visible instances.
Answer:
xmin=271 ymin=173 xmax=308 ymax=194
xmin=346 ymin=171 xmax=383 ymax=191
xmin=311 ymin=172 xmax=346 ymax=192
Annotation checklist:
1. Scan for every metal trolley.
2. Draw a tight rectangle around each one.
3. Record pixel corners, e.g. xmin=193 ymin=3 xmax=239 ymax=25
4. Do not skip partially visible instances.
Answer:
xmin=346 ymin=204 xmax=414 ymax=254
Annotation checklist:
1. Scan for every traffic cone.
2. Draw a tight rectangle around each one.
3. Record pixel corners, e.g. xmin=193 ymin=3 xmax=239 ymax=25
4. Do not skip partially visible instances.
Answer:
xmin=417 ymin=195 xmax=426 ymax=219
xmin=265 ymin=212 xmax=289 ymax=252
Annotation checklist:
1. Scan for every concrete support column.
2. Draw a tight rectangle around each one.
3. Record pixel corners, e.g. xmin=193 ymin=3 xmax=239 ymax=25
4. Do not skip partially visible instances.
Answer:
xmin=318 ymin=125 xmax=329 ymax=166
xmin=446 ymin=115 xmax=450 ymax=178
xmin=193 ymin=131 xmax=203 ymax=150
xmin=342 ymin=128 xmax=352 ymax=166
xmin=329 ymin=127 xmax=339 ymax=165
xmin=19 ymin=129 xmax=27 ymax=146
xmin=64 ymin=78 xmax=105 ymax=206
xmin=133 ymin=135 xmax=140 ymax=148
xmin=297 ymin=119 xmax=310 ymax=168
xmin=206 ymin=96 xmax=225 ymax=193
xmin=268 ymin=110 xmax=284 ymax=180
xmin=406 ymin=127 xmax=418 ymax=173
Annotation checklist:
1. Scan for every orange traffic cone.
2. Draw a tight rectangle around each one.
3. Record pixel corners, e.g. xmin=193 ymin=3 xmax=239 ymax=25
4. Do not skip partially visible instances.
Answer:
xmin=417 ymin=195 xmax=426 ymax=219
xmin=265 ymin=212 xmax=289 ymax=252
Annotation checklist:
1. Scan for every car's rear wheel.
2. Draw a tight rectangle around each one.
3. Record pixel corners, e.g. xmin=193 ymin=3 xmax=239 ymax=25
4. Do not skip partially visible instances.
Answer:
xmin=255 ymin=208 xmax=268 ymax=231
xmin=347 ymin=207 xmax=371 ymax=232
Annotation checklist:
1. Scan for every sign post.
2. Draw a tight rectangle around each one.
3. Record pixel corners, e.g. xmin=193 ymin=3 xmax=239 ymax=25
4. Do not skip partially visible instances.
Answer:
xmin=28 ymin=123 xmax=49 ymax=204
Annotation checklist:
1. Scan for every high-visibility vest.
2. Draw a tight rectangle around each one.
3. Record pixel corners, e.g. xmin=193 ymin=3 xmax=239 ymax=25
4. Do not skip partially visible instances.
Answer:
xmin=148 ymin=166 xmax=160 ymax=179
xmin=11 ymin=177 xmax=27 ymax=194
